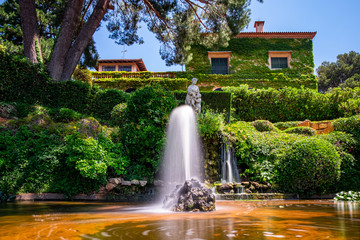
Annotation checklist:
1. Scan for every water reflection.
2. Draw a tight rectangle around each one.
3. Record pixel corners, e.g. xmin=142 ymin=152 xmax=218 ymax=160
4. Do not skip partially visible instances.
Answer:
xmin=0 ymin=200 xmax=359 ymax=239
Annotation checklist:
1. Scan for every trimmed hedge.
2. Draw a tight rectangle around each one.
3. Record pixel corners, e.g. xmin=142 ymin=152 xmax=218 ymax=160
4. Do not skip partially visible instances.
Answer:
xmin=174 ymin=91 xmax=232 ymax=119
xmin=226 ymin=85 xmax=360 ymax=122
xmin=94 ymin=78 xmax=189 ymax=91
xmin=284 ymin=126 xmax=316 ymax=136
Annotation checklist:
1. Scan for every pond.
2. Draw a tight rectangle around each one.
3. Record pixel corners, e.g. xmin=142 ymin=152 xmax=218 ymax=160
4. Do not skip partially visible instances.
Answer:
xmin=0 ymin=200 xmax=359 ymax=239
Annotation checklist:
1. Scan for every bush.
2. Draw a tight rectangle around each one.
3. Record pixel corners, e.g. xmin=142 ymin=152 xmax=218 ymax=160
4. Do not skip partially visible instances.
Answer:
xmin=120 ymin=86 xmax=177 ymax=181
xmin=197 ymin=109 xmax=225 ymax=138
xmin=91 ymin=89 xmax=128 ymax=120
xmin=50 ymin=108 xmax=82 ymax=123
xmin=334 ymin=191 xmax=360 ymax=202
xmin=277 ymin=138 xmax=341 ymax=195
xmin=251 ymin=120 xmax=278 ymax=132
xmin=284 ymin=126 xmax=316 ymax=136
xmin=72 ymin=66 xmax=92 ymax=84
xmin=339 ymin=98 xmax=360 ymax=117
xmin=274 ymin=121 xmax=301 ymax=130
xmin=111 ymin=103 xmax=127 ymax=126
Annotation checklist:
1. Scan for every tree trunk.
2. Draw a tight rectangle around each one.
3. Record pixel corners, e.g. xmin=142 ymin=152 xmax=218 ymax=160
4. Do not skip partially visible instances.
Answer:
xmin=48 ymin=0 xmax=85 ymax=81
xmin=19 ymin=0 xmax=40 ymax=63
xmin=60 ymin=0 xmax=110 ymax=81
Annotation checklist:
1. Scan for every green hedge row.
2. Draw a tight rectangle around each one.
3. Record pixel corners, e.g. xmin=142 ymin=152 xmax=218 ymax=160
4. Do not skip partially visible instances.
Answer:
xmin=227 ymin=85 xmax=360 ymax=122
xmin=92 ymin=71 xmax=317 ymax=90
xmin=0 ymin=52 xmax=128 ymax=120
xmin=94 ymin=77 xmax=189 ymax=91
xmin=173 ymin=91 xmax=232 ymax=119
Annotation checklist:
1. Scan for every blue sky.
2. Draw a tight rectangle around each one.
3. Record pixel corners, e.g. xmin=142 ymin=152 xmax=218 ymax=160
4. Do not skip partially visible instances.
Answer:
xmin=2 ymin=0 xmax=359 ymax=73
xmin=94 ymin=0 xmax=360 ymax=73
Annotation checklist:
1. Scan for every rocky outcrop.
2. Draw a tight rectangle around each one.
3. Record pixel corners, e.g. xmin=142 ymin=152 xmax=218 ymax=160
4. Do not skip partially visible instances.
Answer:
xmin=163 ymin=179 xmax=215 ymax=212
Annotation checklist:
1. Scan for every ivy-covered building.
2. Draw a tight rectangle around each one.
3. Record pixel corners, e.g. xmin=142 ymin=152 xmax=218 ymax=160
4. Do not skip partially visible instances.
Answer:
xmin=185 ymin=21 xmax=317 ymax=90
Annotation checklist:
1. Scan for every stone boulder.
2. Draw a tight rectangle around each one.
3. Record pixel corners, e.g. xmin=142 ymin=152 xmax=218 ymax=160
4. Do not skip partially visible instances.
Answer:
xmin=163 ymin=179 xmax=215 ymax=212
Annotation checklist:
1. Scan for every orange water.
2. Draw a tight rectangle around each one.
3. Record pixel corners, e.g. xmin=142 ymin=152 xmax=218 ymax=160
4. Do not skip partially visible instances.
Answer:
xmin=0 ymin=200 xmax=359 ymax=239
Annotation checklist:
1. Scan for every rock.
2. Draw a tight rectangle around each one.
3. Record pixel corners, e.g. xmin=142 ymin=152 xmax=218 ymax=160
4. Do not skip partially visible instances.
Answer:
xmin=245 ymin=189 xmax=252 ymax=194
xmin=105 ymin=183 xmax=117 ymax=192
xmin=251 ymin=181 xmax=261 ymax=189
xmin=109 ymin=178 xmax=121 ymax=185
xmin=154 ymin=180 xmax=164 ymax=186
xmin=140 ymin=181 xmax=147 ymax=187
xmin=242 ymin=181 xmax=250 ymax=186
xmin=0 ymin=103 xmax=17 ymax=118
xmin=163 ymin=179 xmax=215 ymax=212
xmin=98 ymin=186 xmax=107 ymax=194
xmin=131 ymin=179 xmax=139 ymax=185
xmin=121 ymin=181 xmax=131 ymax=186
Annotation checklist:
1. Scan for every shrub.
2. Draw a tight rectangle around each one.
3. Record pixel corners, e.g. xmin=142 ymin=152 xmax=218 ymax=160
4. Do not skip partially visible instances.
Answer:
xmin=111 ymin=103 xmax=127 ymax=126
xmin=251 ymin=120 xmax=278 ymax=132
xmin=333 ymin=115 xmax=360 ymax=141
xmin=274 ymin=121 xmax=301 ymax=130
xmin=334 ymin=191 xmax=360 ymax=202
xmin=50 ymin=108 xmax=82 ymax=123
xmin=120 ymin=86 xmax=177 ymax=181
xmin=91 ymin=89 xmax=128 ymax=120
xmin=277 ymin=138 xmax=341 ymax=195
xmin=339 ymin=98 xmax=360 ymax=117
xmin=72 ymin=66 xmax=92 ymax=84
xmin=284 ymin=126 xmax=316 ymax=136
xmin=197 ymin=109 xmax=225 ymax=138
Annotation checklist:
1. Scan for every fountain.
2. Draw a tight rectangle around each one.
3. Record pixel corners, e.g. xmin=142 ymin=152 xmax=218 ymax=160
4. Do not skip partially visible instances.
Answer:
xmin=161 ymin=105 xmax=215 ymax=212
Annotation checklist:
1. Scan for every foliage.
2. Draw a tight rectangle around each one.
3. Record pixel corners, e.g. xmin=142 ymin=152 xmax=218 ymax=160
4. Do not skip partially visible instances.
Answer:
xmin=49 ymin=108 xmax=82 ymax=123
xmin=94 ymin=77 xmax=189 ymax=91
xmin=73 ymin=66 xmax=93 ymax=84
xmin=120 ymin=87 xmax=177 ymax=181
xmin=251 ymin=120 xmax=278 ymax=132
xmin=0 ymin=113 xmax=128 ymax=196
xmin=317 ymin=51 xmax=360 ymax=92
xmin=227 ymin=85 xmax=360 ymax=122
xmin=111 ymin=103 xmax=127 ymax=126
xmin=197 ymin=110 xmax=225 ymax=138
xmin=274 ymin=121 xmax=301 ymax=130
xmin=334 ymin=191 xmax=360 ymax=202
xmin=284 ymin=126 xmax=316 ymax=136
xmin=173 ymin=91 xmax=232 ymax=119
xmin=90 ymin=89 xmax=128 ymax=120
xmin=339 ymin=98 xmax=360 ymax=117
xmin=186 ymin=38 xmax=315 ymax=75
xmin=277 ymin=138 xmax=341 ymax=195
xmin=333 ymin=114 xmax=360 ymax=140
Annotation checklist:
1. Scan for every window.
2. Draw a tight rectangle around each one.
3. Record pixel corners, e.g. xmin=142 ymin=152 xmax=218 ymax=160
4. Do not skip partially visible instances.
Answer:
xmin=268 ymin=51 xmax=292 ymax=70
xmin=102 ymin=65 xmax=116 ymax=71
xmin=118 ymin=65 xmax=132 ymax=72
xmin=211 ymin=58 xmax=228 ymax=74
xmin=271 ymin=57 xmax=288 ymax=69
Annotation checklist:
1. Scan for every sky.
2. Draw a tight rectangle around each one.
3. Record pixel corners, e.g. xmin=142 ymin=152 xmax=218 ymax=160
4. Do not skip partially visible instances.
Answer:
xmin=94 ymin=0 xmax=360 ymax=73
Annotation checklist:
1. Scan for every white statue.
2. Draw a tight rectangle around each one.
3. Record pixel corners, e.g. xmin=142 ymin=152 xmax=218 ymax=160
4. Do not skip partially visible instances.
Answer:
xmin=185 ymin=78 xmax=201 ymax=114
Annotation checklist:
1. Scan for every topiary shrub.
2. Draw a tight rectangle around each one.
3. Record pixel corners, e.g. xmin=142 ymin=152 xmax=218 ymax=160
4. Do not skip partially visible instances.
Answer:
xmin=284 ymin=126 xmax=316 ymax=136
xmin=277 ymin=138 xmax=341 ymax=195
xmin=111 ymin=103 xmax=127 ymax=126
xmin=251 ymin=120 xmax=278 ymax=132
xmin=72 ymin=66 xmax=92 ymax=84
xmin=120 ymin=86 xmax=177 ymax=181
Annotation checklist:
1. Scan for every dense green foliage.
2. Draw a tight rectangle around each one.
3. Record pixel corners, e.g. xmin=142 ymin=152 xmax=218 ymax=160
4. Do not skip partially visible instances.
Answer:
xmin=120 ymin=87 xmax=177 ymax=181
xmin=317 ymin=51 xmax=360 ymax=92
xmin=251 ymin=120 xmax=278 ymax=132
xmin=0 ymin=109 xmax=128 ymax=196
xmin=186 ymin=38 xmax=315 ymax=75
xmin=0 ymin=51 xmax=127 ymax=121
xmin=225 ymin=118 xmax=360 ymax=195
xmin=277 ymin=138 xmax=341 ymax=195
xmin=284 ymin=126 xmax=316 ymax=136
xmin=227 ymin=85 xmax=360 ymax=122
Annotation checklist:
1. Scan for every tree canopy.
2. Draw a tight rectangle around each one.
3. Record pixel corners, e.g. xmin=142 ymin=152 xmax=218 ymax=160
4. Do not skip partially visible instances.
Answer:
xmin=317 ymin=51 xmax=360 ymax=92
xmin=2 ymin=0 xmax=262 ymax=81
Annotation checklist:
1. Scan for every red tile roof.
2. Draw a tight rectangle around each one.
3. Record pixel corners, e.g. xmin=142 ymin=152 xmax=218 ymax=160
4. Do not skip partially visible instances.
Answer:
xmin=235 ymin=32 xmax=317 ymax=39
xmin=97 ymin=58 xmax=147 ymax=71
